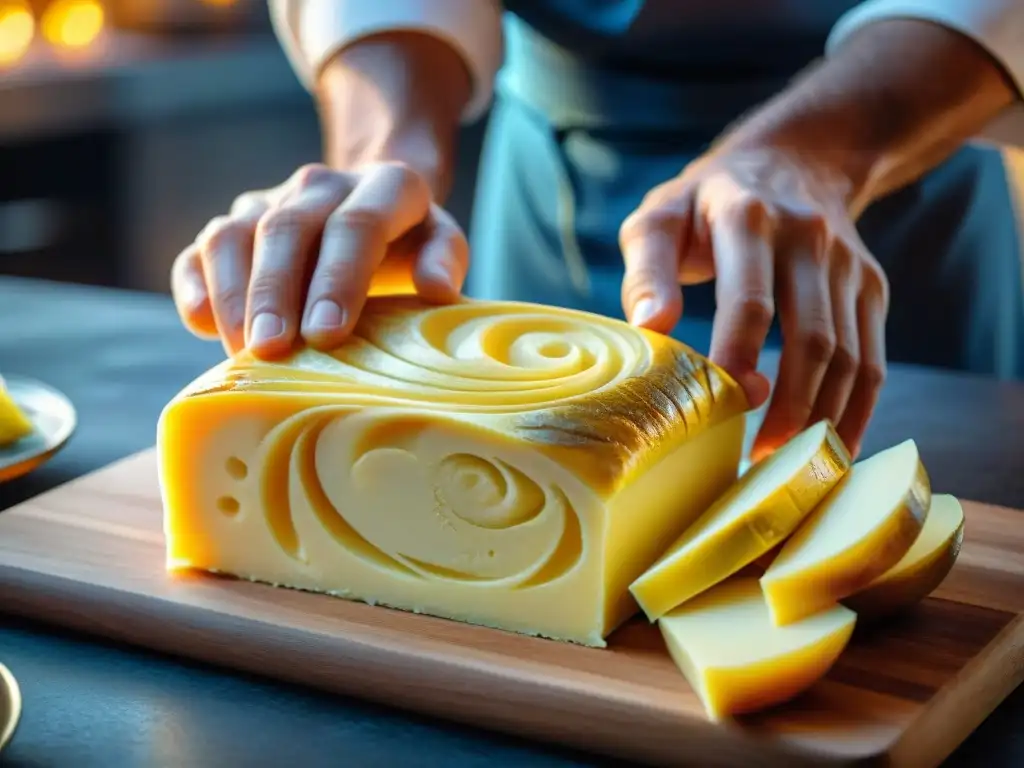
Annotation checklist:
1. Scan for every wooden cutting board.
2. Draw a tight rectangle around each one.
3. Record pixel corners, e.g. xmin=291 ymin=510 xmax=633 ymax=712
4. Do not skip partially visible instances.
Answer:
xmin=1 ymin=450 xmax=1023 ymax=768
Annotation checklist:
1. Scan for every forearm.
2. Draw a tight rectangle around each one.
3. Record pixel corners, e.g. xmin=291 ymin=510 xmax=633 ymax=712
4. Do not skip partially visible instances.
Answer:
xmin=316 ymin=32 xmax=471 ymax=201
xmin=718 ymin=18 xmax=1018 ymax=215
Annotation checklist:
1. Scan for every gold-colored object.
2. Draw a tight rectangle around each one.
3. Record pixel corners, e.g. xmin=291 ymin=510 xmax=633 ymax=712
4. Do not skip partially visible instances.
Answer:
xmin=0 ymin=375 xmax=77 ymax=484
xmin=630 ymin=420 xmax=852 ymax=621
xmin=0 ymin=662 xmax=21 ymax=754
xmin=0 ymin=377 xmax=33 ymax=446
xmin=0 ymin=0 xmax=34 ymax=66
xmin=761 ymin=439 xmax=932 ymax=626
xmin=40 ymin=0 xmax=104 ymax=49
xmin=158 ymin=296 xmax=749 ymax=646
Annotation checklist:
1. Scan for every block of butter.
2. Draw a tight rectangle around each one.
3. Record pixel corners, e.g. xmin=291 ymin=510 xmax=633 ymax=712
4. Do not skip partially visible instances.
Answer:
xmin=158 ymin=297 xmax=749 ymax=646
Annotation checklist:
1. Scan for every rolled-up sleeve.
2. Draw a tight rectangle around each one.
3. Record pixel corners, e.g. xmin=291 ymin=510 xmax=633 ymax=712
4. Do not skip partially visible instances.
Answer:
xmin=826 ymin=0 xmax=1024 ymax=147
xmin=268 ymin=0 xmax=504 ymax=123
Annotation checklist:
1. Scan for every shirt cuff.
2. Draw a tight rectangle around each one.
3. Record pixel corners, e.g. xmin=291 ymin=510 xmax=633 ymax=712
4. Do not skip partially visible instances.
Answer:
xmin=826 ymin=0 xmax=1024 ymax=148
xmin=269 ymin=0 xmax=504 ymax=124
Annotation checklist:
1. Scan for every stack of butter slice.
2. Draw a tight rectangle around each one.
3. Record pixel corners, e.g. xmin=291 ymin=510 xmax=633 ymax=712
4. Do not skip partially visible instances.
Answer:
xmin=0 ymin=375 xmax=33 ymax=448
xmin=631 ymin=421 xmax=965 ymax=720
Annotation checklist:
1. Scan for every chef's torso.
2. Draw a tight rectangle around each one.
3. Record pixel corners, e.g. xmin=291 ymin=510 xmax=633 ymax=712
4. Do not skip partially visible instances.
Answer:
xmin=504 ymin=1 xmax=864 ymax=71
xmin=498 ymin=0 xmax=867 ymax=131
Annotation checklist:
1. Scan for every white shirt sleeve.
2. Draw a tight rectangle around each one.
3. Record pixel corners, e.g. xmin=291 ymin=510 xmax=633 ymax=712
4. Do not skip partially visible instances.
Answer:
xmin=268 ymin=0 xmax=504 ymax=123
xmin=826 ymin=0 xmax=1024 ymax=147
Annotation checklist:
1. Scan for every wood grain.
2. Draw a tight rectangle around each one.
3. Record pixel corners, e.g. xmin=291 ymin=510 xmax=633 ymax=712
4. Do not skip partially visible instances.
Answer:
xmin=0 ymin=450 xmax=1022 ymax=768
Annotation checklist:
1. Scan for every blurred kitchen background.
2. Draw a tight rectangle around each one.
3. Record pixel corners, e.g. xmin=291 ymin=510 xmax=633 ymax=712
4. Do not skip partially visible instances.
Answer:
xmin=0 ymin=0 xmax=1021 ymax=297
xmin=0 ymin=0 xmax=487 ymax=293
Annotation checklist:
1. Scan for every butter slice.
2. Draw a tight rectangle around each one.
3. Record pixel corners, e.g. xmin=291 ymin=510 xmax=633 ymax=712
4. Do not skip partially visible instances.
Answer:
xmin=659 ymin=577 xmax=855 ymax=720
xmin=630 ymin=420 xmax=850 ymax=620
xmin=844 ymin=494 xmax=964 ymax=620
xmin=761 ymin=439 xmax=931 ymax=626
xmin=0 ymin=376 xmax=33 ymax=447
xmin=158 ymin=297 xmax=749 ymax=646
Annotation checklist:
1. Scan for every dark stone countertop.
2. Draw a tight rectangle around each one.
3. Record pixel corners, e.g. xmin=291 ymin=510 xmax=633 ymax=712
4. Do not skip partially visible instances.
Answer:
xmin=2 ymin=276 xmax=1023 ymax=767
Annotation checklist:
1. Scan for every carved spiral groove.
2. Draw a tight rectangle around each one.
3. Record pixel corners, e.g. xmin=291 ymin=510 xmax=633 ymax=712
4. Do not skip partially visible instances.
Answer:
xmin=200 ymin=299 xmax=714 ymax=586
xmin=224 ymin=298 xmax=655 ymax=414
xmin=259 ymin=408 xmax=584 ymax=587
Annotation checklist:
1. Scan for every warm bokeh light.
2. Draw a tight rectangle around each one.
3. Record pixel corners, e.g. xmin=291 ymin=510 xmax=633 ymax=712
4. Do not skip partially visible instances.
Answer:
xmin=200 ymin=0 xmax=237 ymax=5
xmin=40 ymin=0 xmax=104 ymax=50
xmin=0 ymin=0 xmax=34 ymax=67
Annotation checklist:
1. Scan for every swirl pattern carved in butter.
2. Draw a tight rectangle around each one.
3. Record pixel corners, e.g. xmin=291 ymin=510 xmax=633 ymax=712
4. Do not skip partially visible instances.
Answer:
xmin=169 ymin=298 xmax=746 ymax=589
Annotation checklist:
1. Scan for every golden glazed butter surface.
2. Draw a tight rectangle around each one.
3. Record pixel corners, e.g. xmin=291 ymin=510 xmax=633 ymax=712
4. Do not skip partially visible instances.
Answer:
xmin=761 ymin=439 xmax=932 ymax=626
xmin=158 ymin=297 xmax=749 ymax=646
xmin=630 ymin=420 xmax=851 ymax=621
xmin=843 ymin=494 xmax=964 ymax=620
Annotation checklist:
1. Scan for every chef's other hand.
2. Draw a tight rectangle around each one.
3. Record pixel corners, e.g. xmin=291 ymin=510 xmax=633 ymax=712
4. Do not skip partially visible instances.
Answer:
xmin=619 ymin=146 xmax=889 ymax=459
xmin=172 ymin=162 xmax=468 ymax=359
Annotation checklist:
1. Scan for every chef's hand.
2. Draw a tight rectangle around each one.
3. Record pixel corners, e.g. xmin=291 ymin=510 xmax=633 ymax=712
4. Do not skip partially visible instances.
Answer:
xmin=619 ymin=146 xmax=889 ymax=459
xmin=171 ymin=31 xmax=470 ymax=358
xmin=171 ymin=162 xmax=467 ymax=358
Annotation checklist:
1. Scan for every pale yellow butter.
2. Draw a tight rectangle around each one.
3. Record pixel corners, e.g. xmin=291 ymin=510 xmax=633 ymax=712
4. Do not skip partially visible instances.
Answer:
xmin=659 ymin=577 xmax=856 ymax=720
xmin=0 ymin=375 xmax=32 ymax=447
xmin=158 ymin=297 xmax=749 ymax=646
xmin=631 ymin=420 xmax=851 ymax=621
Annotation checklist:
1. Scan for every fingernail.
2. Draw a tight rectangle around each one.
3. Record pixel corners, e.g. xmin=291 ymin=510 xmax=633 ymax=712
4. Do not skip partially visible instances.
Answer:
xmin=307 ymin=300 xmax=345 ymax=331
xmin=249 ymin=312 xmax=284 ymax=345
xmin=630 ymin=297 xmax=658 ymax=327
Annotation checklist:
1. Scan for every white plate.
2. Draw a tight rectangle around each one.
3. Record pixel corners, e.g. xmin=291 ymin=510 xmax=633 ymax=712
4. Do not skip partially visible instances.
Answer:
xmin=0 ymin=375 xmax=77 ymax=483
xmin=0 ymin=662 xmax=20 ymax=754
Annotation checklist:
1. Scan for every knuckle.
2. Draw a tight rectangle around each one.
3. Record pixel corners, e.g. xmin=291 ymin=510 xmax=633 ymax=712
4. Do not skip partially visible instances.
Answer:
xmin=171 ymin=244 xmax=197 ymax=272
xmin=310 ymin=271 xmax=359 ymax=306
xmin=719 ymin=193 xmax=774 ymax=232
xmin=618 ymin=210 xmax=647 ymax=247
xmin=732 ymin=294 xmax=775 ymax=331
xmin=830 ymin=344 xmax=860 ymax=380
xmin=247 ymin=270 xmax=293 ymax=311
xmin=786 ymin=209 xmax=829 ymax=241
xmin=863 ymin=263 xmax=891 ymax=309
xmin=326 ymin=206 xmax=389 ymax=238
xmin=291 ymin=162 xmax=333 ymax=189
xmin=257 ymin=208 xmax=307 ymax=241
xmin=829 ymin=241 xmax=855 ymax=276
xmin=621 ymin=259 xmax=671 ymax=295
xmin=312 ymin=256 xmax=362 ymax=292
xmin=798 ymin=328 xmax=837 ymax=366
xmin=376 ymin=159 xmax=423 ymax=187
xmin=213 ymin=285 xmax=248 ymax=319
xmin=230 ymin=190 xmax=264 ymax=216
xmin=620 ymin=208 xmax=679 ymax=249
xmin=639 ymin=181 xmax=683 ymax=211
xmin=200 ymin=216 xmax=250 ymax=253
xmin=382 ymin=161 xmax=432 ymax=204
xmin=859 ymin=360 xmax=887 ymax=392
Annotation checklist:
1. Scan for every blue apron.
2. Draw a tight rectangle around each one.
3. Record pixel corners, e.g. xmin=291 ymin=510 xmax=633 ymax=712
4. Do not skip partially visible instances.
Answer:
xmin=464 ymin=1 xmax=1024 ymax=379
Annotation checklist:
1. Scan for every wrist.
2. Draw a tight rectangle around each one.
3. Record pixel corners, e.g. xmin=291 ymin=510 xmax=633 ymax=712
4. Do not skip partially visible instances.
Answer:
xmin=714 ymin=18 xmax=1017 ymax=217
xmin=316 ymin=31 xmax=471 ymax=200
